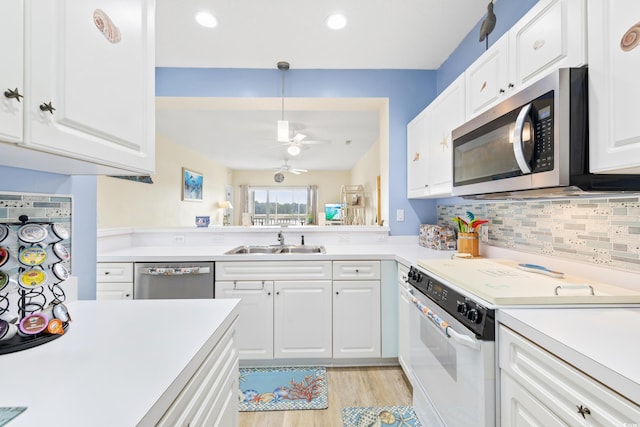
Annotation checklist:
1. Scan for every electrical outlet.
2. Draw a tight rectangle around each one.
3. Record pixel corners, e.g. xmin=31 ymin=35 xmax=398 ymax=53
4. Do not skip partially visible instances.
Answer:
xmin=396 ymin=209 xmax=405 ymax=222
xmin=480 ymin=226 xmax=489 ymax=243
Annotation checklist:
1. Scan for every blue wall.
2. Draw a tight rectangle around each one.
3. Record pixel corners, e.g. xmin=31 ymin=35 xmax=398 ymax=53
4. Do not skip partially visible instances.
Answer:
xmin=157 ymin=68 xmax=440 ymax=235
xmin=0 ymin=166 xmax=97 ymax=300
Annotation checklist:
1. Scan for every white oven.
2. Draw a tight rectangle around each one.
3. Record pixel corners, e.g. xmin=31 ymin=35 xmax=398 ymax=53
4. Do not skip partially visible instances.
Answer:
xmin=408 ymin=284 xmax=495 ymax=427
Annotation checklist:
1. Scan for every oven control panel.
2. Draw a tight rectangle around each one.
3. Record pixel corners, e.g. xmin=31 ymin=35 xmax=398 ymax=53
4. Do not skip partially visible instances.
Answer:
xmin=407 ymin=266 xmax=495 ymax=340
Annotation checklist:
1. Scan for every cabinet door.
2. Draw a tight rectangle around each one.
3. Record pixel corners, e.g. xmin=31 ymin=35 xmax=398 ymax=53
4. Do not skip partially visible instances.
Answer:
xmin=273 ymin=280 xmax=332 ymax=359
xmin=407 ymin=108 xmax=430 ymax=198
xmin=465 ymin=35 xmax=509 ymax=118
xmin=509 ymin=0 xmax=587 ymax=89
xmin=96 ymin=282 xmax=133 ymax=300
xmin=588 ymin=0 xmax=640 ymax=174
xmin=333 ymin=280 xmax=381 ymax=359
xmin=215 ymin=281 xmax=274 ymax=360
xmin=0 ymin=0 xmax=24 ymax=143
xmin=24 ymin=0 xmax=155 ymax=174
xmin=428 ymin=74 xmax=465 ymax=196
xmin=501 ymin=372 xmax=567 ymax=427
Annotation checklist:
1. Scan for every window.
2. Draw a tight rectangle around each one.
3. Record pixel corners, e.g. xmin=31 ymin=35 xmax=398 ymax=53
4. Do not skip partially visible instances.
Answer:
xmin=248 ymin=186 xmax=316 ymax=225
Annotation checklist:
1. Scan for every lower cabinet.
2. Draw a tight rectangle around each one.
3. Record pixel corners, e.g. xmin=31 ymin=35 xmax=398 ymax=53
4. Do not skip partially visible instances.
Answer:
xmin=157 ymin=318 xmax=239 ymax=427
xmin=274 ymin=280 xmax=332 ymax=359
xmin=333 ymin=280 xmax=381 ymax=359
xmin=215 ymin=260 xmax=382 ymax=362
xmin=215 ymin=281 xmax=274 ymax=360
xmin=499 ymin=325 xmax=640 ymax=426
xmin=96 ymin=262 xmax=133 ymax=300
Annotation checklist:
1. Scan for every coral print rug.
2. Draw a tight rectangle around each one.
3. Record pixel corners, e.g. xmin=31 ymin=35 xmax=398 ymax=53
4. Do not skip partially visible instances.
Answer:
xmin=238 ymin=366 xmax=328 ymax=412
xmin=342 ymin=406 xmax=422 ymax=427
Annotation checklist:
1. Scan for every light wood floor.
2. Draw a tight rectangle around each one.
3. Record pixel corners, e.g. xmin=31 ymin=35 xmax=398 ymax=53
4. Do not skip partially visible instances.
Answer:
xmin=239 ymin=366 xmax=413 ymax=427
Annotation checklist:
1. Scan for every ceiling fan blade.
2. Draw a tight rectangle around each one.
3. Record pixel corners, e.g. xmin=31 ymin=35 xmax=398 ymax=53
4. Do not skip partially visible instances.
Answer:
xmin=300 ymin=139 xmax=330 ymax=145
xmin=291 ymin=168 xmax=307 ymax=174
xmin=291 ymin=133 xmax=307 ymax=144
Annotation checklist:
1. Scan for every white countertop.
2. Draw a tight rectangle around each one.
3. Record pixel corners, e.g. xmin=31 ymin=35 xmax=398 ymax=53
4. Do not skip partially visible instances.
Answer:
xmin=1 ymin=299 xmax=240 ymax=426
xmin=498 ymin=308 xmax=640 ymax=406
xmin=97 ymin=242 xmax=455 ymax=267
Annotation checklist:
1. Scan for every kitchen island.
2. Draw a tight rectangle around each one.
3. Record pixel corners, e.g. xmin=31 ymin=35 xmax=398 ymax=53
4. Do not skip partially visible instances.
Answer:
xmin=1 ymin=299 xmax=240 ymax=426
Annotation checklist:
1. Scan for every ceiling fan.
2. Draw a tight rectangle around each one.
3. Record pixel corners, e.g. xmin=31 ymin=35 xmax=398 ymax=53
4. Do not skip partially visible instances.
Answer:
xmin=276 ymin=61 xmax=330 ymax=156
xmin=273 ymin=160 xmax=307 ymax=182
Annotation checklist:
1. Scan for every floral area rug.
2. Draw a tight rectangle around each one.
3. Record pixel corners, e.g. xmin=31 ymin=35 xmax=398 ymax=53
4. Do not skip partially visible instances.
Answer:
xmin=238 ymin=366 xmax=328 ymax=411
xmin=342 ymin=406 xmax=422 ymax=427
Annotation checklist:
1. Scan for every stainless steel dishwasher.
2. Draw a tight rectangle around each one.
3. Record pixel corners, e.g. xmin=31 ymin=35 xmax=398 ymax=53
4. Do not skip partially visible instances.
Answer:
xmin=133 ymin=262 xmax=214 ymax=299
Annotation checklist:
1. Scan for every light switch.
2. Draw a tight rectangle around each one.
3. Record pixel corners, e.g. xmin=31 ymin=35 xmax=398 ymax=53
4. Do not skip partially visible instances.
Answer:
xmin=396 ymin=209 xmax=405 ymax=222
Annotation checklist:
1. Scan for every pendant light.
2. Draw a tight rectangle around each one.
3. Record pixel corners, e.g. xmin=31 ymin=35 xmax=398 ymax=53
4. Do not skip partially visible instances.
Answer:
xmin=277 ymin=61 xmax=290 ymax=142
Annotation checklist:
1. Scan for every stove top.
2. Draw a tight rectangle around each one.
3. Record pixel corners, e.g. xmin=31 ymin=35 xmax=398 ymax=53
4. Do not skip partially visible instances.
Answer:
xmin=416 ymin=258 xmax=640 ymax=306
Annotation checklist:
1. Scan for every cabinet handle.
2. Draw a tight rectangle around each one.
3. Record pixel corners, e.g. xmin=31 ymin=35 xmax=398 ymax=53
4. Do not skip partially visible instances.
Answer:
xmin=4 ymin=88 xmax=23 ymax=102
xmin=508 ymin=83 xmax=514 ymax=89
xmin=104 ymin=271 xmax=110 ymax=275
xmin=276 ymin=291 xmax=280 ymax=295
xmin=336 ymin=291 xmax=339 ymax=295
xmin=125 ymin=294 xmax=130 ymax=298
xmin=267 ymin=292 xmax=271 ymax=296
xmin=355 ymin=269 xmax=359 ymax=273
xmin=39 ymin=101 xmax=56 ymax=114
xmin=499 ymin=88 xmax=505 ymax=94
xmin=576 ymin=405 xmax=591 ymax=419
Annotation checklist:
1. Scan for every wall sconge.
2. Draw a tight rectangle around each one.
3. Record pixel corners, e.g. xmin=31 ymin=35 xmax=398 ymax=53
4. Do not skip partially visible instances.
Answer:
xmin=218 ymin=200 xmax=233 ymax=226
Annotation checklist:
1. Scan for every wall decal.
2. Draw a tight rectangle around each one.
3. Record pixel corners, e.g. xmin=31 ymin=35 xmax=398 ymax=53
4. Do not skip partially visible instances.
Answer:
xmin=620 ymin=22 xmax=640 ymax=51
xmin=93 ymin=9 xmax=121 ymax=44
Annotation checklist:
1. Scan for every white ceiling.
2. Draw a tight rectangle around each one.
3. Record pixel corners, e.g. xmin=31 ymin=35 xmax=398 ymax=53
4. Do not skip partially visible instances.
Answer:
xmin=155 ymin=0 xmax=489 ymax=171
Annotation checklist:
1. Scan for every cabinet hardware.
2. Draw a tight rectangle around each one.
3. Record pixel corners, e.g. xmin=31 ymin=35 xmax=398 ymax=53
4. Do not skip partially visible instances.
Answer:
xmin=276 ymin=291 xmax=280 ymax=295
xmin=336 ymin=291 xmax=339 ymax=295
xmin=355 ymin=269 xmax=359 ymax=273
xmin=508 ymin=83 xmax=515 ymax=88
xmin=267 ymin=292 xmax=271 ymax=295
xmin=39 ymin=102 xmax=55 ymax=114
xmin=576 ymin=405 xmax=591 ymax=419
xmin=4 ymin=88 xmax=23 ymax=102
xmin=499 ymin=88 xmax=505 ymax=94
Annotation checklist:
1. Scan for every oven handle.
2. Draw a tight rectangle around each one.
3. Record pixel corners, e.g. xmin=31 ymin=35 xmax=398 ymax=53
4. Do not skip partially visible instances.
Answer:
xmin=406 ymin=288 xmax=481 ymax=351
xmin=513 ymin=103 xmax=533 ymax=174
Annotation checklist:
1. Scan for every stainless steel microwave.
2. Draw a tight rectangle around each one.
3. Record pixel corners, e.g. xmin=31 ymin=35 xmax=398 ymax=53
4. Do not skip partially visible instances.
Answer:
xmin=451 ymin=67 xmax=640 ymax=199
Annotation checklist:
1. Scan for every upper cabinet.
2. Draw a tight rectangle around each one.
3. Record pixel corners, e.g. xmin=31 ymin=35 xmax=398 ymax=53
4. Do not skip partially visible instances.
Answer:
xmin=588 ymin=0 xmax=640 ymax=174
xmin=466 ymin=0 xmax=587 ymax=118
xmin=0 ymin=0 xmax=155 ymax=175
xmin=407 ymin=75 xmax=465 ymax=199
xmin=0 ymin=1 xmax=24 ymax=144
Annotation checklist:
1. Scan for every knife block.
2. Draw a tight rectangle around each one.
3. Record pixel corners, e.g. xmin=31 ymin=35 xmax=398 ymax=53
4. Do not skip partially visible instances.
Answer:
xmin=458 ymin=232 xmax=479 ymax=257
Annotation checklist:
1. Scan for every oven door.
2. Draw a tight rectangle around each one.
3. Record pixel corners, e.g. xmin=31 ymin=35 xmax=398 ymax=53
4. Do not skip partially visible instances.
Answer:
xmin=408 ymin=286 xmax=495 ymax=427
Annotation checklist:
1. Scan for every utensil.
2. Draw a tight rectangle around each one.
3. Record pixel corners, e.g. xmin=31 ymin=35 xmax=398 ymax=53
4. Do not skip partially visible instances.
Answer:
xmin=517 ymin=263 xmax=564 ymax=278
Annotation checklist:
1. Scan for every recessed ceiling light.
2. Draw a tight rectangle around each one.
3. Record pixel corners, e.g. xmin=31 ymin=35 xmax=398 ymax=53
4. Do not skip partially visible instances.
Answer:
xmin=195 ymin=11 xmax=217 ymax=28
xmin=326 ymin=13 xmax=347 ymax=30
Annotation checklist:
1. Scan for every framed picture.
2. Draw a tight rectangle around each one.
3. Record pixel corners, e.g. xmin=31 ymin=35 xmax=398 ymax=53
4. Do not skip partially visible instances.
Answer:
xmin=181 ymin=167 xmax=203 ymax=202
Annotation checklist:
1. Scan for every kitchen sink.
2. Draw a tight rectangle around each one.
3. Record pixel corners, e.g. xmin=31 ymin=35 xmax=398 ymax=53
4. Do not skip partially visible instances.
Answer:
xmin=225 ymin=245 xmax=325 ymax=255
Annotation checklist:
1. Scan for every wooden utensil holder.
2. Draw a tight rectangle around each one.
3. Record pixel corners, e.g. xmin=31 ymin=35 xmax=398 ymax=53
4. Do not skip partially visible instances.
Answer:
xmin=458 ymin=232 xmax=479 ymax=257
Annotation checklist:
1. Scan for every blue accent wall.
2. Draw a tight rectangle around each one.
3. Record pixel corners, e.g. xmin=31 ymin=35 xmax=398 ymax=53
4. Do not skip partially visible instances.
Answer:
xmin=436 ymin=0 xmax=540 ymax=93
xmin=0 ymin=166 xmax=97 ymax=300
xmin=157 ymin=68 xmax=439 ymax=235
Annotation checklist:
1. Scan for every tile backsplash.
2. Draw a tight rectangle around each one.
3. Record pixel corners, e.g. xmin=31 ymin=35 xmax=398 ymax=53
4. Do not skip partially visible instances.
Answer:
xmin=438 ymin=196 xmax=640 ymax=272
xmin=0 ymin=192 xmax=72 ymax=272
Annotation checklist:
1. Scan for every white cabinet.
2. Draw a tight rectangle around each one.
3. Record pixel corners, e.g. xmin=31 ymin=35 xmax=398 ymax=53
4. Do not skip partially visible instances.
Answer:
xmin=0 ymin=0 xmax=155 ymax=175
xmin=0 ymin=1 xmax=24 ymax=144
xmin=466 ymin=35 xmax=510 ymax=118
xmin=407 ymin=109 xmax=430 ymax=198
xmin=215 ymin=281 xmax=274 ymax=360
xmin=274 ymin=280 xmax=333 ymax=359
xmin=397 ymin=263 xmax=411 ymax=377
xmin=588 ymin=0 xmax=640 ymax=174
xmin=96 ymin=262 xmax=133 ymax=300
xmin=466 ymin=0 xmax=587 ymax=118
xmin=215 ymin=261 xmax=333 ymax=361
xmin=333 ymin=280 xmax=381 ymax=359
xmin=427 ymin=74 xmax=466 ymax=196
xmin=499 ymin=325 xmax=640 ymax=426
xmin=157 ymin=318 xmax=239 ymax=427
xmin=332 ymin=260 xmax=381 ymax=359
xmin=407 ymin=74 xmax=465 ymax=199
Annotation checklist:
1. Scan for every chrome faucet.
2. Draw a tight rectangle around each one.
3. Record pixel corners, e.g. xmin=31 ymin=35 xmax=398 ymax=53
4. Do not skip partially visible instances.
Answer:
xmin=277 ymin=231 xmax=285 ymax=245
